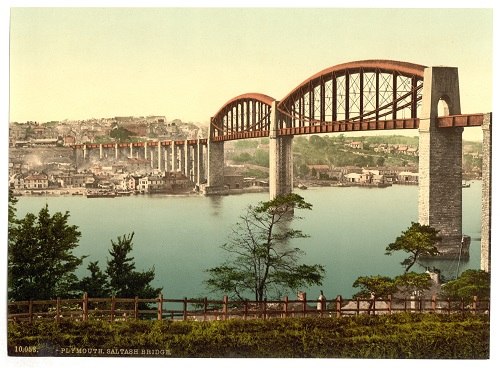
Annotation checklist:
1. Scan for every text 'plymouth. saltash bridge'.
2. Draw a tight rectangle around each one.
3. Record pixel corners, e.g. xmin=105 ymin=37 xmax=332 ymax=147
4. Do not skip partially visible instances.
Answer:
xmin=73 ymin=60 xmax=492 ymax=272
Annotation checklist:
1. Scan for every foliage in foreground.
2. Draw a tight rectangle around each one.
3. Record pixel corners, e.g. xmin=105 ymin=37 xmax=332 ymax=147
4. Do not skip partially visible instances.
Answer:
xmin=205 ymin=193 xmax=325 ymax=302
xmin=8 ymin=204 xmax=84 ymax=301
xmin=441 ymin=269 xmax=491 ymax=303
xmin=8 ymin=313 xmax=489 ymax=359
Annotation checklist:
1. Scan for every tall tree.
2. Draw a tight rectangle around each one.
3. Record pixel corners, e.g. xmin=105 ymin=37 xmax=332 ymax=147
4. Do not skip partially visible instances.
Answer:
xmin=78 ymin=261 xmax=110 ymax=297
xmin=106 ymin=232 xmax=161 ymax=298
xmin=8 ymin=205 xmax=84 ymax=300
xmin=205 ymin=194 xmax=325 ymax=301
xmin=8 ymin=189 xmax=18 ymax=231
xmin=385 ymin=222 xmax=441 ymax=273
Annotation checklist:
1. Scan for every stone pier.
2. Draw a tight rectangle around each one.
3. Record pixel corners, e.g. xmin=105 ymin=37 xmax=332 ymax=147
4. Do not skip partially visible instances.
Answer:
xmin=481 ymin=113 xmax=492 ymax=272
xmin=418 ymin=66 xmax=465 ymax=257
xmin=269 ymin=101 xmax=293 ymax=199
xmin=171 ymin=143 xmax=178 ymax=172
xmin=204 ymin=139 xmax=226 ymax=195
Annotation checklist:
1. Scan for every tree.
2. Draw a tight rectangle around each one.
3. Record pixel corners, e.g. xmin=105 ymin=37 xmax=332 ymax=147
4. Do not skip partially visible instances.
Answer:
xmin=205 ymin=194 xmax=325 ymax=301
xmin=110 ymin=126 xmax=134 ymax=141
xmin=8 ymin=205 xmax=84 ymax=300
xmin=394 ymin=272 xmax=432 ymax=298
xmin=385 ymin=222 xmax=441 ymax=273
xmin=376 ymin=156 xmax=385 ymax=167
xmin=441 ymin=269 xmax=490 ymax=303
xmin=8 ymin=189 xmax=18 ymax=247
xmin=78 ymin=261 xmax=110 ymax=297
xmin=352 ymin=275 xmax=397 ymax=299
xmin=106 ymin=232 xmax=161 ymax=298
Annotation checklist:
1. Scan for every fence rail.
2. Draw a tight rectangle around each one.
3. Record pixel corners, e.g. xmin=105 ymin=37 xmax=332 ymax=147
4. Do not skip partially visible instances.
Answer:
xmin=7 ymin=292 xmax=489 ymax=323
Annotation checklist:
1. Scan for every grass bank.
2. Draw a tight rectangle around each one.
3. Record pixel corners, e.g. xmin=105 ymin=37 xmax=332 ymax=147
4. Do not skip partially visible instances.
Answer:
xmin=8 ymin=313 xmax=489 ymax=359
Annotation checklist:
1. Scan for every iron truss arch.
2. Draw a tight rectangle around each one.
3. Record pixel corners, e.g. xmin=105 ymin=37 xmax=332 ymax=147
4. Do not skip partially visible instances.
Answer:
xmin=210 ymin=93 xmax=275 ymax=141
xmin=276 ymin=60 xmax=426 ymax=135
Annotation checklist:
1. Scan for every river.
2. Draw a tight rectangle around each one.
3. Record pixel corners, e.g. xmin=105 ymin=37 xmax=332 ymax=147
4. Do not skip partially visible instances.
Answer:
xmin=14 ymin=181 xmax=482 ymax=300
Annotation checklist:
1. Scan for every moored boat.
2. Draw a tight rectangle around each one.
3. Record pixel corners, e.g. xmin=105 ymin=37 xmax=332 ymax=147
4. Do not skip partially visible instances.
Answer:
xmin=86 ymin=190 xmax=116 ymax=198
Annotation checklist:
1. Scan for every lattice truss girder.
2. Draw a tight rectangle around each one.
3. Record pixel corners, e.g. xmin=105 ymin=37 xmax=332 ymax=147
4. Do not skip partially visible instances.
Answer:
xmin=278 ymin=68 xmax=423 ymax=127
xmin=211 ymin=98 xmax=272 ymax=138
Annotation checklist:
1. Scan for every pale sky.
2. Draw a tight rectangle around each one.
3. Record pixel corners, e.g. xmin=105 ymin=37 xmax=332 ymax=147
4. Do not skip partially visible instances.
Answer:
xmin=6 ymin=5 xmax=495 ymax=142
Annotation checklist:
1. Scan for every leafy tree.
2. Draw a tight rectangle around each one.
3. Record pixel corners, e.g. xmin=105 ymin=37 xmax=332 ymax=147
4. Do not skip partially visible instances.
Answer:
xmin=110 ymin=126 xmax=134 ymax=141
xmin=254 ymin=149 xmax=269 ymax=166
xmin=441 ymin=269 xmax=490 ymax=303
xmin=205 ymin=194 xmax=325 ymax=301
xmin=233 ymin=152 xmax=252 ymax=163
xmin=8 ymin=189 xmax=18 ymax=238
xmin=352 ymin=275 xmax=397 ymax=299
xmin=106 ymin=232 xmax=161 ymax=298
xmin=8 ymin=205 xmax=84 ymax=300
xmin=376 ymin=156 xmax=385 ymax=167
xmin=394 ymin=272 xmax=432 ymax=298
xmin=78 ymin=261 xmax=110 ymax=297
xmin=385 ymin=222 xmax=441 ymax=273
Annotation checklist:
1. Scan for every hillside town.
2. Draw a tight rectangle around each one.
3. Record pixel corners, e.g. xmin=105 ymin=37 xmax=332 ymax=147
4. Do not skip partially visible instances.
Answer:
xmin=8 ymin=118 xmax=483 ymax=197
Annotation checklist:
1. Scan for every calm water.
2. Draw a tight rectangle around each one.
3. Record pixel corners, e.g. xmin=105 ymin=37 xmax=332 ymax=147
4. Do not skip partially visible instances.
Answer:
xmin=14 ymin=182 xmax=482 ymax=299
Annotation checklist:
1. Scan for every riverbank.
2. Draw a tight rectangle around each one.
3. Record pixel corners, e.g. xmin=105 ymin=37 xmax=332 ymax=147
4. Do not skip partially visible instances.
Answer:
xmin=11 ymin=187 xmax=197 ymax=197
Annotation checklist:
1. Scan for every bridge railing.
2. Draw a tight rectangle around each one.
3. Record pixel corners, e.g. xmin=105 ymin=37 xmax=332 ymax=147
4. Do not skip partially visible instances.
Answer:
xmin=7 ymin=292 xmax=489 ymax=323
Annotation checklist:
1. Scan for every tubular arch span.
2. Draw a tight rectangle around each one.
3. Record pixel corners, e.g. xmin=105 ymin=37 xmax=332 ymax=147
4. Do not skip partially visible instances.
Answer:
xmin=210 ymin=93 xmax=275 ymax=142
xmin=276 ymin=60 xmax=425 ymax=134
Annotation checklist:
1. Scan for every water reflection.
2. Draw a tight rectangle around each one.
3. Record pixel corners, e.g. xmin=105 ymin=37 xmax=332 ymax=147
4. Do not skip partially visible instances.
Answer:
xmin=208 ymin=195 xmax=223 ymax=216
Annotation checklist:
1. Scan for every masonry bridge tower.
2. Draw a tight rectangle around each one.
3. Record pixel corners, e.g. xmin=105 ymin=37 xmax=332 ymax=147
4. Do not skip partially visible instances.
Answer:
xmin=206 ymin=60 xmax=491 ymax=265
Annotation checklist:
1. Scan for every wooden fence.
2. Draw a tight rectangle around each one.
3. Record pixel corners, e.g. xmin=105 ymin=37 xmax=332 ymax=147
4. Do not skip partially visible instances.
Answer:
xmin=7 ymin=292 xmax=489 ymax=323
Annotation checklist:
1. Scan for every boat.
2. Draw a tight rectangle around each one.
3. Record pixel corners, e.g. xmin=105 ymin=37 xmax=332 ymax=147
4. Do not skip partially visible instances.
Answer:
xmin=116 ymin=190 xmax=132 ymax=196
xmin=297 ymin=183 xmax=308 ymax=190
xmin=462 ymin=181 xmax=471 ymax=188
xmin=86 ymin=190 xmax=116 ymax=198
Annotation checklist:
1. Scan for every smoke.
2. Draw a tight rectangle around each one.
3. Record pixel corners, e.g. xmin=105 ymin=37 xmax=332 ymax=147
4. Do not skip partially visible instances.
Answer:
xmin=24 ymin=154 xmax=43 ymax=169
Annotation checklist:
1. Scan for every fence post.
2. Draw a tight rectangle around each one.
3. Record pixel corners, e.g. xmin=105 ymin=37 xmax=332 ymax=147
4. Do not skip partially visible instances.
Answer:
xmin=335 ymin=295 xmax=342 ymax=318
xmin=134 ymin=296 xmax=139 ymax=320
xmin=403 ymin=297 xmax=407 ymax=313
xmin=183 ymin=297 xmax=188 ymax=321
xmin=302 ymin=292 xmax=307 ymax=317
xmin=284 ymin=296 xmax=289 ymax=318
xmin=157 ymin=293 xmax=163 ymax=321
xmin=431 ymin=294 xmax=436 ymax=313
xmin=56 ymin=297 xmax=61 ymax=323
xmin=356 ymin=298 xmax=360 ymax=316
xmin=387 ymin=295 xmax=392 ymax=315
xmin=472 ymin=295 xmax=478 ymax=315
xmin=263 ymin=298 xmax=267 ymax=320
xmin=223 ymin=295 xmax=228 ymax=320
xmin=111 ymin=296 xmax=115 ymax=322
xmin=82 ymin=293 xmax=88 ymax=321
xmin=244 ymin=300 xmax=248 ymax=320
xmin=28 ymin=300 xmax=33 ymax=323
xmin=203 ymin=297 xmax=208 ymax=321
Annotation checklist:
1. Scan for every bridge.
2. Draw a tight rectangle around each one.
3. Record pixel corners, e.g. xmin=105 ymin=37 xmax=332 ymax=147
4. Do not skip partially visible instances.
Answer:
xmin=72 ymin=60 xmax=492 ymax=270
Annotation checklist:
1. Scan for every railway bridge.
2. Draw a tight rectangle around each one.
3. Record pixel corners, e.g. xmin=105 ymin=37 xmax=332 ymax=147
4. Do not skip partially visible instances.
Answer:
xmin=72 ymin=60 xmax=492 ymax=269
xmin=207 ymin=60 xmax=491 ymax=267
